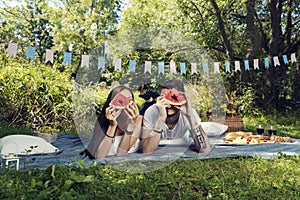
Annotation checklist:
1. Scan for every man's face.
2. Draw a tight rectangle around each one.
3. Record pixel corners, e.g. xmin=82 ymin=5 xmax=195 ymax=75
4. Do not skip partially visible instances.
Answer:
xmin=161 ymin=88 xmax=180 ymax=115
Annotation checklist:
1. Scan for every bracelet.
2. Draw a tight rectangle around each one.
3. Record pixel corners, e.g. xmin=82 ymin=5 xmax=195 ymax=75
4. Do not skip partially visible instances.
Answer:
xmin=125 ymin=129 xmax=134 ymax=135
xmin=104 ymin=133 xmax=115 ymax=138
xmin=153 ymin=129 xmax=163 ymax=134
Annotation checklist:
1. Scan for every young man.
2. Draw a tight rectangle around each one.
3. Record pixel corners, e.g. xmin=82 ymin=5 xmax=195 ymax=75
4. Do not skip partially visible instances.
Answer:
xmin=142 ymin=79 xmax=211 ymax=154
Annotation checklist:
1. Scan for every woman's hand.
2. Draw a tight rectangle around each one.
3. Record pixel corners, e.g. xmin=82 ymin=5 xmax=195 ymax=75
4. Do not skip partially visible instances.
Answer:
xmin=106 ymin=106 xmax=121 ymax=125
xmin=155 ymin=96 xmax=169 ymax=122
xmin=124 ymin=101 xmax=140 ymax=133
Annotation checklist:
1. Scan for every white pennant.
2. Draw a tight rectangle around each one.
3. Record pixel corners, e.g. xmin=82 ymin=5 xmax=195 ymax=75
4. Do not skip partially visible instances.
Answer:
xmin=213 ymin=62 xmax=220 ymax=73
xmin=45 ymin=49 xmax=54 ymax=64
xmin=254 ymin=59 xmax=259 ymax=70
xmin=234 ymin=61 xmax=241 ymax=72
xmin=7 ymin=42 xmax=18 ymax=57
xmin=81 ymin=55 xmax=90 ymax=68
xmin=273 ymin=56 xmax=280 ymax=67
xmin=291 ymin=53 xmax=297 ymax=63
xmin=191 ymin=63 xmax=197 ymax=74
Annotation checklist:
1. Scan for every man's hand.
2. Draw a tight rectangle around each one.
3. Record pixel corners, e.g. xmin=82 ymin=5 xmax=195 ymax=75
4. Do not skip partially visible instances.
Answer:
xmin=155 ymin=96 xmax=169 ymax=121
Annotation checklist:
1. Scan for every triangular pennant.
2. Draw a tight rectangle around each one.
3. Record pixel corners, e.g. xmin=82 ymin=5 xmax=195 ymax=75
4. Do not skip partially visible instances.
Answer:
xmin=234 ymin=61 xmax=241 ymax=72
xmin=114 ymin=58 xmax=122 ymax=71
xmin=7 ymin=42 xmax=18 ymax=57
xmin=158 ymin=61 xmax=165 ymax=75
xmin=98 ymin=56 xmax=105 ymax=70
xmin=45 ymin=49 xmax=54 ymax=64
xmin=81 ymin=55 xmax=90 ymax=68
xmin=144 ymin=61 xmax=151 ymax=74
xmin=26 ymin=46 xmax=36 ymax=60
xmin=63 ymin=52 xmax=72 ymax=65
xmin=180 ymin=62 xmax=186 ymax=75
xmin=129 ymin=60 xmax=136 ymax=72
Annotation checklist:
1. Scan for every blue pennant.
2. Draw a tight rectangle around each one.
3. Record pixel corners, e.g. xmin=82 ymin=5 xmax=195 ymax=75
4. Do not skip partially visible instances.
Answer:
xmin=98 ymin=56 xmax=105 ymax=70
xmin=180 ymin=62 xmax=186 ymax=75
xmin=129 ymin=60 xmax=136 ymax=72
xmin=26 ymin=46 xmax=36 ymax=60
xmin=158 ymin=61 xmax=164 ymax=75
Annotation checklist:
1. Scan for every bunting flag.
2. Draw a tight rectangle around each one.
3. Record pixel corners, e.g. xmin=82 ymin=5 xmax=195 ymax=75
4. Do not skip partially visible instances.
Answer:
xmin=3 ymin=42 xmax=299 ymax=75
xmin=26 ymin=46 xmax=36 ymax=60
xmin=144 ymin=61 xmax=151 ymax=74
xmin=114 ymin=58 xmax=121 ymax=71
xmin=254 ymin=59 xmax=259 ymax=70
xmin=273 ymin=56 xmax=280 ymax=67
xmin=180 ymin=62 xmax=186 ymax=75
xmin=291 ymin=53 xmax=297 ymax=63
xmin=214 ymin=62 xmax=220 ymax=73
xmin=170 ymin=61 xmax=177 ymax=74
xmin=282 ymin=55 xmax=288 ymax=64
xmin=45 ymin=49 xmax=54 ymax=64
xmin=63 ymin=52 xmax=72 ymax=66
xmin=7 ymin=42 xmax=18 ymax=57
xmin=98 ymin=56 xmax=105 ymax=70
xmin=264 ymin=57 xmax=269 ymax=68
xmin=81 ymin=55 xmax=90 ymax=68
xmin=158 ymin=61 xmax=165 ymax=75
xmin=203 ymin=62 xmax=209 ymax=74
xmin=191 ymin=62 xmax=197 ymax=74
xmin=225 ymin=61 xmax=230 ymax=72
xmin=244 ymin=60 xmax=250 ymax=71
xmin=129 ymin=60 xmax=136 ymax=72
xmin=234 ymin=61 xmax=241 ymax=72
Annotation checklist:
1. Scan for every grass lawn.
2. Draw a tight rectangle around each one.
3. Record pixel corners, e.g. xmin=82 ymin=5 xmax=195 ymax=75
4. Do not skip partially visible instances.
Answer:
xmin=0 ymin=112 xmax=299 ymax=199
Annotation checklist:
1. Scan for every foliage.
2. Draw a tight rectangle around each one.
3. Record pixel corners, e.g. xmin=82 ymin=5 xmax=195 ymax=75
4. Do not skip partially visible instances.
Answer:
xmin=0 ymin=156 xmax=299 ymax=199
xmin=0 ymin=54 xmax=74 ymax=132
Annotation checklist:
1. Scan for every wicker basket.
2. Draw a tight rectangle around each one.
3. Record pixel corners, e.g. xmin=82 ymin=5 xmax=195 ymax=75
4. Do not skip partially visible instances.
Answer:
xmin=212 ymin=116 xmax=244 ymax=132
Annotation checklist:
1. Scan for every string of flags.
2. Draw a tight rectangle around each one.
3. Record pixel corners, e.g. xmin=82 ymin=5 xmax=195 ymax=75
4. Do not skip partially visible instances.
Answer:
xmin=6 ymin=42 xmax=299 ymax=75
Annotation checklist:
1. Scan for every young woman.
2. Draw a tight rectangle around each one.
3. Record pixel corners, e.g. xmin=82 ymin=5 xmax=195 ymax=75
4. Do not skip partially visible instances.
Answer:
xmin=81 ymin=85 xmax=142 ymax=159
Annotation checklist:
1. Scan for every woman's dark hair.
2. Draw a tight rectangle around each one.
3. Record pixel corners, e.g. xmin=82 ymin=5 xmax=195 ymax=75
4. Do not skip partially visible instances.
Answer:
xmin=81 ymin=85 xmax=134 ymax=159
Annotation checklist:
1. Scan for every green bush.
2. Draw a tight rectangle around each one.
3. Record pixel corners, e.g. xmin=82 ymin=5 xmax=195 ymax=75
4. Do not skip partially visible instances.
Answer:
xmin=0 ymin=54 xmax=74 ymax=132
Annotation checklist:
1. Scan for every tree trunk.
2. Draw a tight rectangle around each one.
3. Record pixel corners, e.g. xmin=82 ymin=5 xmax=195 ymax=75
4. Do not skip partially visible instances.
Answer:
xmin=265 ymin=0 xmax=283 ymax=110
xmin=209 ymin=0 xmax=235 ymax=61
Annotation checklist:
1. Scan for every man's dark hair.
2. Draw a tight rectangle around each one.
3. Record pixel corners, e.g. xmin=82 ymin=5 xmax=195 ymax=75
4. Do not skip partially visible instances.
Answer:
xmin=161 ymin=79 xmax=185 ymax=92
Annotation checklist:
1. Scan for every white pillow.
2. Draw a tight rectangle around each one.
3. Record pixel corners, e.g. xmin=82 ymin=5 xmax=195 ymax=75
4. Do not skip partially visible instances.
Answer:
xmin=200 ymin=122 xmax=228 ymax=137
xmin=0 ymin=135 xmax=59 ymax=156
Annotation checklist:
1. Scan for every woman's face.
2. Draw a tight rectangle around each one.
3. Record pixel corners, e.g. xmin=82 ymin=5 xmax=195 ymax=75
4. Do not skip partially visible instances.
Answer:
xmin=115 ymin=89 xmax=134 ymax=129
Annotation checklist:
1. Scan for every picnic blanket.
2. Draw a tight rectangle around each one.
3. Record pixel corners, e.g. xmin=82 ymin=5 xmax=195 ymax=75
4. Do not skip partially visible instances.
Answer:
xmin=11 ymin=134 xmax=300 ymax=170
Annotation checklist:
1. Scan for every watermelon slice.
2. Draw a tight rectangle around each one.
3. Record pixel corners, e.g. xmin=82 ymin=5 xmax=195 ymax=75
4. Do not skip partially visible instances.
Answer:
xmin=164 ymin=88 xmax=187 ymax=106
xmin=110 ymin=93 xmax=131 ymax=109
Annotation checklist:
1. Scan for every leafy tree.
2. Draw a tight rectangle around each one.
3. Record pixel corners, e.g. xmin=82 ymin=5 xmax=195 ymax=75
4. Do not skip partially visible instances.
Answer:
xmin=120 ymin=0 xmax=300 ymax=112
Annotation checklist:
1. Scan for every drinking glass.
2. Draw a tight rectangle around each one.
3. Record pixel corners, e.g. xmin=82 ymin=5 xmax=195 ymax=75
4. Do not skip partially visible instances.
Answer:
xmin=256 ymin=124 xmax=265 ymax=135
xmin=268 ymin=125 xmax=277 ymax=136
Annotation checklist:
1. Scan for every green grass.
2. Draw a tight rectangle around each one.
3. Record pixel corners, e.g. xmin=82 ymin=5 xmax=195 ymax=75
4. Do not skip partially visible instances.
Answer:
xmin=0 ymin=123 xmax=33 ymax=138
xmin=0 ymin=157 xmax=299 ymax=199
xmin=0 ymin=112 xmax=299 ymax=199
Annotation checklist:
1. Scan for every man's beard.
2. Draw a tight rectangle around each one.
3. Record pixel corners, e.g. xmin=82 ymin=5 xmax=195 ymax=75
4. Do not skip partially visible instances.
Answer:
xmin=166 ymin=109 xmax=180 ymax=130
